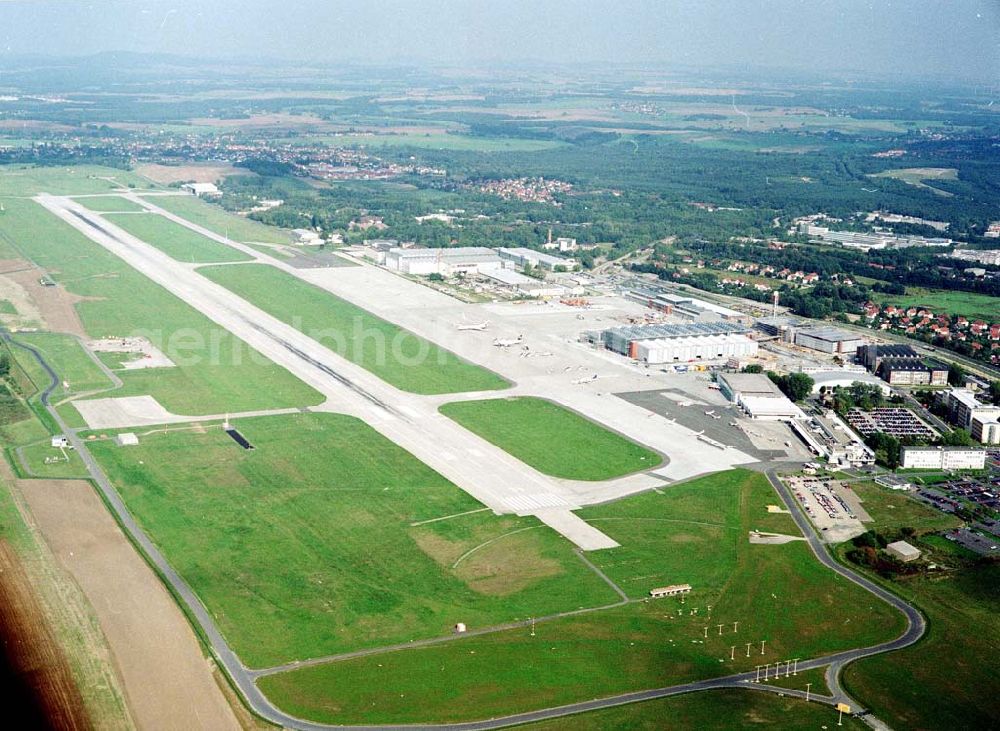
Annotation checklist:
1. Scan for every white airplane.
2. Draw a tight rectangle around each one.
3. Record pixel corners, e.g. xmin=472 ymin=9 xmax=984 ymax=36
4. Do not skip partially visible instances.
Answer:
xmin=704 ymin=410 xmax=716 ymax=417
xmin=493 ymin=335 xmax=524 ymax=348
xmin=456 ymin=320 xmax=489 ymax=331
xmin=572 ymin=374 xmax=598 ymax=385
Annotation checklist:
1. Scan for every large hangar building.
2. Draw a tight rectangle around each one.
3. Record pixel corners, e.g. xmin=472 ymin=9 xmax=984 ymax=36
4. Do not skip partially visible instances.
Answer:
xmin=600 ymin=322 xmax=757 ymax=364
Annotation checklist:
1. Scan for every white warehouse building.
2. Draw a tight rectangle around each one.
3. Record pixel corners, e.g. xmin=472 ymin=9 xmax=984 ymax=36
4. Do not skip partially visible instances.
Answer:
xmin=633 ymin=333 xmax=758 ymax=364
xmin=794 ymin=327 xmax=867 ymax=354
xmin=498 ymin=247 xmax=578 ymax=271
xmin=384 ymin=247 xmax=502 ymax=276
xmin=900 ymin=446 xmax=987 ymax=471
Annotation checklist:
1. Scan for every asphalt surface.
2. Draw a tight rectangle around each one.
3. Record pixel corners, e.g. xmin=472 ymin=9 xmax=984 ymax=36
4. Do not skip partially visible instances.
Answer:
xmin=4 ymin=325 xmax=928 ymax=729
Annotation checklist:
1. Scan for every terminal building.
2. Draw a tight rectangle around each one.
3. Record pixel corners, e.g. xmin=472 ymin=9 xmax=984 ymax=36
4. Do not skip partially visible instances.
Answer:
xmin=900 ymin=446 xmax=987 ymax=471
xmin=716 ymin=372 xmax=805 ymax=421
xmin=793 ymin=326 xmax=867 ymax=355
xmin=600 ymin=322 xmax=756 ymax=364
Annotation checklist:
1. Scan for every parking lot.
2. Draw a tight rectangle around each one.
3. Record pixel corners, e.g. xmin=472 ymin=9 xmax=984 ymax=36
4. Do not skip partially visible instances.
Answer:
xmin=784 ymin=475 xmax=869 ymax=542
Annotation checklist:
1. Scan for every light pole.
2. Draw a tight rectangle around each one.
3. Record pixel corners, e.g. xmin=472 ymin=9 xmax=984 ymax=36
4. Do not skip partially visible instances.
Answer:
xmin=730 ymin=646 xmax=735 ymax=661
xmin=792 ymin=658 xmax=799 ymax=675
xmin=762 ymin=663 xmax=769 ymax=682
xmin=717 ymin=623 xmax=724 ymax=636
xmin=745 ymin=642 xmax=752 ymax=658
xmin=805 ymin=682 xmax=811 ymax=702
xmin=733 ymin=621 xmax=739 ymax=633
xmin=760 ymin=639 xmax=766 ymax=655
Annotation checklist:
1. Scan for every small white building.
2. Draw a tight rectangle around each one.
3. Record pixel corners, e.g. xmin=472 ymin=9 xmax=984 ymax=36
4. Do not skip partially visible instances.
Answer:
xmin=886 ymin=540 xmax=921 ymax=562
xmin=292 ymin=228 xmax=323 ymax=245
xmin=650 ymin=584 xmax=692 ymax=598
xmin=116 ymin=432 xmax=139 ymax=447
xmin=51 ymin=435 xmax=69 ymax=448
xmin=181 ymin=182 xmax=221 ymax=197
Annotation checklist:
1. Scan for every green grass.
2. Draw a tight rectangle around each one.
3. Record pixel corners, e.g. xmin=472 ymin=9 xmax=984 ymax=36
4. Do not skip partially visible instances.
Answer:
xmin=762 ymin=664 xmax=829 ymax=693
xmin=103 ymin=212 xmax=252 ymax=263
xmin=200 ymin=263 xmax=509 ymax=395
xmin=16 ymin=442 xmax=89 ymax=479
xmin=14 ymin=332 xmax=114 ymax=395
xmin=877 ymin=287 xmax=1000 ymax=322
xmin=92 ymin=412 xmax=617 ymax=668
xmin=520 ymin=688 xmax=866 ymax=730
xmin=848 ymin=481 xmax=961 ymax=534
xmin=258 ymin=470 xmax=905 ymax=725
xmin=0 ymin=164 xmax=155 ymax=196
xmin=143 ymin=194 xmax=293 ymax=244
xmin=0 ymin=197 xmax=321 ymax=414
xmin=439 ymin=397 xmax=660 ymax=480
xmin=72 ymin=195 xmax=146 ymax=213
xmin=842 ymin=565 xmax=1000 ymax=730
xmin=0 ymin=299 xmax=16 ymax=315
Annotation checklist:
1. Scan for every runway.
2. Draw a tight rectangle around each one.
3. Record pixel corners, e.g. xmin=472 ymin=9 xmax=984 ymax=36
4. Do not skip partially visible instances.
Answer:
xmin=39 ymin=194 xmax=620 ymax=550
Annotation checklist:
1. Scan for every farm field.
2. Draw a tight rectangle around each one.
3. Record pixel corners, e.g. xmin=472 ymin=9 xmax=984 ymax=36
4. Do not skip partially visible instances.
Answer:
xmin=258 ymin=470 xmax=904 ymax=725
xmin=200 ymin=263 xmax=509 ymax=395
xmin=0 ymin=164 xmax=154 ymax=196
xmin=142 ymin=193 xmax=293 ymax=244
xmin=439 ymin=397 xmax=660 ymax=480
xmin=0 ymin=197 xmax=321 ymax=414
xmin=72 ymin=195 xmax=146 ymax=213
xmin=521 ymin=687 xmax=865 ymax=730
xmin=878 ymin=287 xmax=1000 ymax=322
xmin=103 ymin=212 xmax=252 ymax=263
xmin=90 ymin=411 xmax=616 ymax=668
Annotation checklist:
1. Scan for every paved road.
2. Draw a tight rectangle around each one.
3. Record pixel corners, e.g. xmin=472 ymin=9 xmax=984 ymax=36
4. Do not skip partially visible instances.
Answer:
xmin=6 ymin=325 xmax=926 ymax=729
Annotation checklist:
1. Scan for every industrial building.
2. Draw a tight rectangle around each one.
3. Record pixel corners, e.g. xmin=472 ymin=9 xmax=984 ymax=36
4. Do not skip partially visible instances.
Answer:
xmin=498 ymin=247 xmax=577 ymax=271
xmin=794 ymin=326 xmax=867 ymax=355
xmin=482 ymin=268 xmax=567 ymax=298
xmin=876 ymin=358 xmax=948 ymax=386
xmin=181 ymin=182 xmax=221 ymax=197
xmin=857 ymin=344 xmax=919 ymax=372
xmin=717 ymin=372 xmax=805 ymax=421
xmin=632 ymin=333 xmax=758 ymax=364
xmin=900 ymin=446 xmax=986 ymax=471
xmin=627 ymin=287 xmax=750 ymax=324
xmin=384 ymin=247 xmax=502 ymax=276
xmin=755 ymin=316 xmax=809 ymax=341
xmin=886 ymin=540 xmax=921 ymax=562
xmin=600 ymin=322 xmax=752 ymax=363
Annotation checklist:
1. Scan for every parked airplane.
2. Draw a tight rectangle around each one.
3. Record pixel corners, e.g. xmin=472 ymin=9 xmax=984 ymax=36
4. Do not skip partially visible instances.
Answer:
xmin=456 ymin=320 xmax=489 ymax=331
xmin=572 ymin=374 xmax=598 ymax=385
xmin=493 ymin=335 xmax=524 ymax=347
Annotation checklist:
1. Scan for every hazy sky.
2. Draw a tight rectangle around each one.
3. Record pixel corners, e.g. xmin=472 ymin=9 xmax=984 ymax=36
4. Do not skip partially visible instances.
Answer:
xmin=0 ymin=0 xmax=997 ymax=81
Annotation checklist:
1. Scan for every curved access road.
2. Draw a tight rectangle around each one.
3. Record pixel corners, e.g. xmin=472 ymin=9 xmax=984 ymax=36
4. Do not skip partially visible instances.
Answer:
xmin=4 ymin=328 xmax=923 ymax=730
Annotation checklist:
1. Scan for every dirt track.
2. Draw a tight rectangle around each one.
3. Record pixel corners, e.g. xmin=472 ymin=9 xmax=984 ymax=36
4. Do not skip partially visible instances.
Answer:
xmin=19 ymin=479 xmax=241 ymax=731
xmin=0 ymin=258 xmax=89 ymax=336
xmin=0 ymin=540 xmax=92 ymax=731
